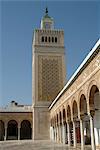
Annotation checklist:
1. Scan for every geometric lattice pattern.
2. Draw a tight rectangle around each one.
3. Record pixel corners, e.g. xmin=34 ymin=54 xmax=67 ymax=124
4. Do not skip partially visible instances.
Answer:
xmin=38 ymin=55 xmax=63 ymax=101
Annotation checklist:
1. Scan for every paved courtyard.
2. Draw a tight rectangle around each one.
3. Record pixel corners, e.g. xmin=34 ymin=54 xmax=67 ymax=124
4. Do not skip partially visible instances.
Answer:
xmin=0 ymin=140 xmax=93 ymax=150
xmin=0 ymin=140 xmax=67 ymax=150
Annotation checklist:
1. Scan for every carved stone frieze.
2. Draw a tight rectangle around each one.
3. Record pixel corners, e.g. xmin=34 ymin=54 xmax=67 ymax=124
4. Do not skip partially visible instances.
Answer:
xmin=38 ymin=55 xmax=63 ymax=101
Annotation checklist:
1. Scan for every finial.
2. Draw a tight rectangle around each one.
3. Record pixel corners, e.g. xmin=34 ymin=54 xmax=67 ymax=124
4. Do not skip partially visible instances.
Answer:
xmin=45 ymin=7 xmax=48 ymax=15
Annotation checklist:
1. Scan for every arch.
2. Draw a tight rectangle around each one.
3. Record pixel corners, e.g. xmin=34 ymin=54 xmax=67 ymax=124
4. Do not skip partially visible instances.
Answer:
xmin=7 ymin=120 xmax=18 ymax=140
xmin=67 ymin=105 xmax=71 ymax=122
xmin=54 ymin=116 xmax=56 ymax=127
xmin=0 ymin=120 xmax=4 ymax=141
xmin=63 ymin=108 xmax=66 ymax=123
xmin=89 ymin=85 xmax=99 ymax=113
xmin=69 ymin=121 xmax=74 ymax=145
xmin=48 ymin=37 xmax=51 ymax=42
xmin=57 ymin=113 xmax=59 ymax=125
xmin=55 ymin=37 xmax=57 ymax=43
xmin=87 ymin=80 xmax=100 ymax=99
xmin=20 ymin=120 xmax=32 ymax=139
xmin=72 ymin=100 xmax=78 ymax=119
xmin=45 ymin=36 xmax=47 ymax=42
xmin=41 ymin=36 xmax=44 ymax=42
xmin=89 ymin=85 xmax=100 ymax=145
xmin=59 ymin=111 xmax=62 ymax=124
xmin=52 ymin=37 xmax=54 ymax=42
xmin=72 ymin=101 xmax=81 ymax=144
xmin=80 ymin=94 xmax=87 ymax=116
xmin=79 ymin=94 xmax=91 ymax=145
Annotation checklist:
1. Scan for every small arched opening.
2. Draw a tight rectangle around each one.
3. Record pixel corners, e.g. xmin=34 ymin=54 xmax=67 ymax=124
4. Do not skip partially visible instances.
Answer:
xmin=73 ymin=101 xmax=81 ymax=144
xmin=67 ymin=105 xmax=71 ymax=122
xmin=80 ymin=94 xmax=91 ymax=145
xmin=7 ymin=120 xmax=18 ymax=140
xmin=52 ymin=37 xmax=54 ymax=42
xmin=89 ymin=85 xmax=100 ymax=146
xmin=55 ymin=37 xmax=57 ymax=43
xmin=63 ymin=108 xmax=67 ymax=144
xmin=67 ymin=105 xmax=73 ymax=145
xmin=57 ymin=113 xmax=59 ymax=125
xmin=41 ymin=36 xmax=44 ymax=42
xmin=48 ymin=37 xmax=51 ymax=42
xmin=0 ymin=120 xmax=4 ymax=141
xmin=20 ymin=120 xmax=32 ymax=140
xmin=45 ymin=36 xmax=47 ymax=42
xmin=59 ymin=111 xmax=63 ymax=142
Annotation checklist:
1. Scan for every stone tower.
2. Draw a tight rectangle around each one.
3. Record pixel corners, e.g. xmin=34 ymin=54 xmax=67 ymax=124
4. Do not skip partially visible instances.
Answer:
xmin=32 ymin=8 xmax=66 ymax=140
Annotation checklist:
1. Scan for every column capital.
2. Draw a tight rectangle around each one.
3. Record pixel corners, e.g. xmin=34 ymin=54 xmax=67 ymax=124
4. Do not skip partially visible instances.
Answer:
xmin=4 ymin=121 xmax=8 ymax=128
xmin=18 ymin=122 xmax=21 ymax=128
xmin=88 ymin=110 xmax=95 ymax=119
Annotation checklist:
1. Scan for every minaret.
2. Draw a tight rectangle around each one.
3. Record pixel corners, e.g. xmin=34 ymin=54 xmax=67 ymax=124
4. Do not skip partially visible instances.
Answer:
xmin=32 ymin=8 xmax=66 ymax=140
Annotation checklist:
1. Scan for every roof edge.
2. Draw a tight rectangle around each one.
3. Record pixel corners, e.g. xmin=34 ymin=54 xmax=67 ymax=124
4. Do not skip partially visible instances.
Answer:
xmin=49 ymin=39 xmax=100 ymax=110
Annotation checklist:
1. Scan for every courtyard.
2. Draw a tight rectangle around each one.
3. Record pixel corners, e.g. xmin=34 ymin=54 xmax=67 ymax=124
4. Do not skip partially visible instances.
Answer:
xmin=0 ymin=140 xmax=93 ymax=150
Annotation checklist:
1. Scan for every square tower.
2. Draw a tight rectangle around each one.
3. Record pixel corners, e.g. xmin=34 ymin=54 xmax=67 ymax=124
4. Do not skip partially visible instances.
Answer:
xmin=32 ymin=8 xmax=66 ymax=140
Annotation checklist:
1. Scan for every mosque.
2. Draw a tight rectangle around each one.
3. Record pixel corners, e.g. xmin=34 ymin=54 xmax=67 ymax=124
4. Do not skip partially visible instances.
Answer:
xmin=0 ymin=8 xmax=100 ymax=150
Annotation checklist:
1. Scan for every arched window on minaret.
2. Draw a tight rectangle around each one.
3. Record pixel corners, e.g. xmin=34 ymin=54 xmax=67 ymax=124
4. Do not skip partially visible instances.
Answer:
xmin=52 ymin=37 xmax=54 ymax=42
xmin=55 ymin=37 xmax=57 ymax=43
xmin=41 ymin=36 xmax=44 ymax=42
xmin=48 ymin=37 xmax=51 ymax=42
xmin=45 ymin=36 xmax=47 ymax=42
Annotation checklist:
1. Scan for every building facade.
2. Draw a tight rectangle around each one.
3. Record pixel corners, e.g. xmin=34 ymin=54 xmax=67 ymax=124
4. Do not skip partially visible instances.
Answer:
xmin=0 ymin=8 xmax=100 ymax=150
xmin=49 ymin=40 xmax=100 ymax=150
xmin=0 ymin=101 xmax=32 ymax=140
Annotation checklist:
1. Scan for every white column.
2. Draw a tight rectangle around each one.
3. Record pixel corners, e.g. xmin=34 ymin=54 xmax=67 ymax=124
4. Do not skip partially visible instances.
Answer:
xmin=18 ymin=123 xmax=20 ymax=140
xmin=99 ymin=128 xmax=100 ymax=144
xmin=67 ymin=122 xmax=71 ymax=146
xmin=4 ymin=122 xmax=7 ymax=140
xmin=54 ymin=127 xmax=56 ymax=141
xmin=57 ymin=125 xmax=59 ymax=142
xmin=90 ymin=116 xmax=96 ymax=150
xmin=58 ymin=125 xmax=60 ymax=142
xmin=61 ymin=124 xmax=63 ymax=143
xmin=62 ymin=123 xmax=65 ymax=144
xmin=73 ymin=121 xmax=76 ymax=147
xmin=80 ymin=119 xmax=84 ymax=150
xmin=60 ymin=124 xmax=62 ymax=143
xmin=94 ymin=128 xmax=99 ymax=145
xmin=50 ymin=126 xmax=52 ymax=140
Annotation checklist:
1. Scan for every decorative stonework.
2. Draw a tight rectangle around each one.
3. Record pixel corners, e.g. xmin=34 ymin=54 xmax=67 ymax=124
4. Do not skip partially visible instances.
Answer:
xmin=34 ymin=29 xmax=64 ymax=47
xmin=50 ymin=50 xmax=100 ymax=114
xmin=38 ymin=55 xmax=63 ymax=101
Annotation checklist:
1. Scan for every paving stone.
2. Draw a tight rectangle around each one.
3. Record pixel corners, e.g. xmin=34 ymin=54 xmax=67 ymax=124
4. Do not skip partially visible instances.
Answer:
xmin=0 ymin=140 xmax=93 ymax=150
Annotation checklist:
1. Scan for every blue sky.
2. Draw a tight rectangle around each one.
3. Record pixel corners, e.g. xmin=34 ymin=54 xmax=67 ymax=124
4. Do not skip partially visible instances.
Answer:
xmin=0 ymin=0 xmax=100 ymax=106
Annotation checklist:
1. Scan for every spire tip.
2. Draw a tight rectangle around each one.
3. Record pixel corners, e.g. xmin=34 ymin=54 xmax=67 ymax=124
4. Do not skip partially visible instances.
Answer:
xmin=45 ymin=7 xmax=48 ymax=15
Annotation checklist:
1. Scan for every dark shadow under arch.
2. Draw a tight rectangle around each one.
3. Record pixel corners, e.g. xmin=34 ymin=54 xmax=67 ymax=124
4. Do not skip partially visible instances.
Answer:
xmin=20 ymin=120 xmax=32 ymax=139
xmin=0 ymin=120 xmax=4 ymax=141
xmin=7 ymin=120 xmax=18 ymax=140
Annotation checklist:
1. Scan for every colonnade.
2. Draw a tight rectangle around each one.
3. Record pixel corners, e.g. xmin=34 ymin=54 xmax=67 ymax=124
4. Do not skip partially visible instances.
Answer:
xmin=0 ymin=120 xmax=32 ymax=141
xmin=50 ymin=84 xmax=100 ymax=150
